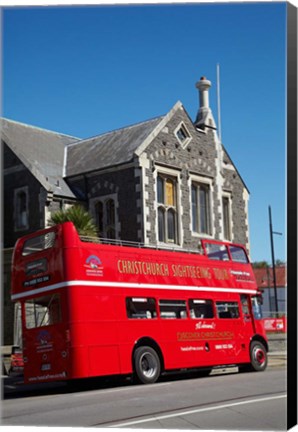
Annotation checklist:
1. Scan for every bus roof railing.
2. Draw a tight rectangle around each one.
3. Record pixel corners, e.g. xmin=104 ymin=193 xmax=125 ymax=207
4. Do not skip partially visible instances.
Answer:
xmin=79 ymin=235 xmax=205 ymax=255
xmin=79 ymin=234 xmax=249 ymax=264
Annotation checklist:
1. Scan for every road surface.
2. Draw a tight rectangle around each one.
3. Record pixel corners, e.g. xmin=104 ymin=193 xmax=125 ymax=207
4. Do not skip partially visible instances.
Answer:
xmin=2 ymin=366 xmax=286 ymax=430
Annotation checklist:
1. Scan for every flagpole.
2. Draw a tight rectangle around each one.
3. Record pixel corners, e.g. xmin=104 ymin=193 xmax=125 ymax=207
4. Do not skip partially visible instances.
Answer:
xmin=216 ymin=63 xmax=222 ymax=142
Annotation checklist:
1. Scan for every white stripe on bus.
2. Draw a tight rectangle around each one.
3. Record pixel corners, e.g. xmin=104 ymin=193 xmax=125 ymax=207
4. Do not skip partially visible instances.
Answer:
xmin=11 ymin=280 xmax=258 ymax=300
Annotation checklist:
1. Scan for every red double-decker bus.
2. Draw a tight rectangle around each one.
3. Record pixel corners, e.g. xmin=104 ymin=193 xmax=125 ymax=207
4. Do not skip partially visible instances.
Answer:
xmin=11 ymin=222 xmax=268 ymax=385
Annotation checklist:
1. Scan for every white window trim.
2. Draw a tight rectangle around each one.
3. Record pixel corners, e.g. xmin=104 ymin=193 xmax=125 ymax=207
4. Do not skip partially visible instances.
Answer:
xmin=14 ymin=186 xmax=29 ymax=231
xmin=90 ymin=193 xmax=119 ymax=239
xmin=174 ymin=122 xmax=192 ymax=148
xmin=222 ymin=191 xmax=233 ymax=242
xmin=154 ymin=166 xmax=182 ymax=247
xmin=189 ymin=174 xmax=214 ymax=238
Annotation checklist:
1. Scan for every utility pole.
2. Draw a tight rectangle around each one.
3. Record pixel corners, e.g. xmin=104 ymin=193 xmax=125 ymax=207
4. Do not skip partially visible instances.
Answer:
xmin=268 ymin=205 xmax=282 ymax=316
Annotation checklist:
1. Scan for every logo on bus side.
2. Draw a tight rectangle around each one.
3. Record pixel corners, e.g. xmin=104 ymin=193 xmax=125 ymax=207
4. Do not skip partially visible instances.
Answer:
xmin=230 ymin=270 xmax=254 ymax=283
xmin=195 ymin=321 xmax=216 ymax=330
xmin=84 ymin=255 xmax=104 ymax=277
xmin=35 ymin=330 xmax=53 ymax=353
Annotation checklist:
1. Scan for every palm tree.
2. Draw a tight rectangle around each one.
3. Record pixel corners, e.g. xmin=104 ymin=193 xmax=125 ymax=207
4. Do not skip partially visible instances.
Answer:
xmin=49 ymin=205 xmax=98 ymax=237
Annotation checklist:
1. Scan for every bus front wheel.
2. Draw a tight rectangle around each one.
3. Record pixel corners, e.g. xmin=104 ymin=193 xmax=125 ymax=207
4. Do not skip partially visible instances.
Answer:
xmin=249 ymin=341 xmax=268 ymax=371
xmin=134 ymin=346 xmax=161 ymax=384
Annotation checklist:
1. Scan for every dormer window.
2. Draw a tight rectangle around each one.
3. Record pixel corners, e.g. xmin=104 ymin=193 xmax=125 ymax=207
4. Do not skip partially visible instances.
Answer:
xmin=175 ymin=122 xmax=191 ymax=148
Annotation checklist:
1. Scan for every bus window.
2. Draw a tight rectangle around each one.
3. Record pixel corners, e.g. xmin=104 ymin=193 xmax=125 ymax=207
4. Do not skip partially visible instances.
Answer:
xmin=240 ymin=294 xmax=250 ymax=315
xmin=189 ymin=299 xmax=214 ymax=319
xmin=126 ymin=297 xmax=157 ymax=319
xmin=229 ymin=245 xmax=248 ymax=263
xmin=25 ymin=294 xmax=61 ymax=329
xmin=216 ymin=301 xmax=239 ymax=319
xmin=159 ymin=300 xmax=187 ymax=319
xmin=22 ymin=231 xmax=56 ymax=256
xmin=205 ymin=243 xmax=229 ymax=261
xmin=251 ymin=295 xmax=263 ymax=320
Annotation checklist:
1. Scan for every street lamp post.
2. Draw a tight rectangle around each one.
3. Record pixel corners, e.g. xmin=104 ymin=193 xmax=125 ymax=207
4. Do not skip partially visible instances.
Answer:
xmin=268 ymin=205 xmax=282 ymax=316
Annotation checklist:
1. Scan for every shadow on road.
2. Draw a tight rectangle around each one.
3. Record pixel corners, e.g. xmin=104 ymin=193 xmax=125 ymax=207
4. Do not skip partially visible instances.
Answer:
xmin=2 ymin=356 xmax=286 ymax=400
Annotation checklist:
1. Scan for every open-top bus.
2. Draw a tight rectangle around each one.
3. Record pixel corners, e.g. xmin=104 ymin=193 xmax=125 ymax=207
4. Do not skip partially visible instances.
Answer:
xmin=11 ymin=222 xmax=268 ymax=384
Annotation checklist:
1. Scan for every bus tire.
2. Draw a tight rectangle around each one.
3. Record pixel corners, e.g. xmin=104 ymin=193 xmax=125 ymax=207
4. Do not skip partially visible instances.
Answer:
xmin=134 ymin=346 xmax=161 ymax=384
xmin=249 ymin=340 xmax=268 ymax=371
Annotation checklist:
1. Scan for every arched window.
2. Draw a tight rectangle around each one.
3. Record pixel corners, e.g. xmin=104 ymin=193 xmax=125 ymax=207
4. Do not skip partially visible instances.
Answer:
xmin=106 ymin=199 xmax=115 ymax=226
xmin=94 ymin=196 xmax=116 ymax=240
xmin=15 ymin=188 xmax=28 ymax=230
xmin=95 ymin=201 xmax=103 ymax=237
xmin=106 ymin=199 xmax=115 ymax=239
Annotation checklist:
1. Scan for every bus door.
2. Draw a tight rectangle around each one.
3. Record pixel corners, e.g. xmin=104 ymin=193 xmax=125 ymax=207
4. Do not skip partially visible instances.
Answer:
xmin=240 ymin=294 xmax=256 ymax=346
xmin=22 ymin=292 xmax=69 ymax=383
xmin=213 ymin=299 xmax=242 ymax=363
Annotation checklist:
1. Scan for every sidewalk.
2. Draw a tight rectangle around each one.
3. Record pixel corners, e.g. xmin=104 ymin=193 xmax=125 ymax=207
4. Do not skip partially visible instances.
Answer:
xmin=268 ymin=350 xmax=287 ymax=368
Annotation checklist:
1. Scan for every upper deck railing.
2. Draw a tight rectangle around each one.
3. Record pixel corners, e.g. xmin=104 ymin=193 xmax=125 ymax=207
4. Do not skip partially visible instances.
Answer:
xmin=18 ymin=221 xmax=249 ymax=264
xmin=79 ymin=235 xmax=205 ymax=255
xmin=79 ymin=235 xmax=249 ymax=264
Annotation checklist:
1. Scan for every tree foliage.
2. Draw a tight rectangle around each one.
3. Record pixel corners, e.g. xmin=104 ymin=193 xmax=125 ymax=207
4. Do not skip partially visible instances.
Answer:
xmin=252 ymin=261 xmax=269 ymax=269
xmin=252 ymin=260 xmax=286 ymax=269
xmin=49 ymin=205 xmax=98 ymax=237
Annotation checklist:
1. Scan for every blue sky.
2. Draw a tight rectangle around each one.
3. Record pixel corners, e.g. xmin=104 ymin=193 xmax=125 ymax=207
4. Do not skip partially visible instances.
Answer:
xmin=2 ymin=2 xmax=287 ymax=263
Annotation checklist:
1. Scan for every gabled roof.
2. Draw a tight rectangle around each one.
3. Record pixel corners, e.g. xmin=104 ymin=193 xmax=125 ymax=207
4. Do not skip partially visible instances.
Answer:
xmin=65 ymin=114 xmax=165 ymax=177
xmin=1 ymin=118 xmax=79 ymax=198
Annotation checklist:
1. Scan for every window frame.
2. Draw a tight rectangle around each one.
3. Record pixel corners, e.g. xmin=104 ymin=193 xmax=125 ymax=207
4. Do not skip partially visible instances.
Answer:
xmin=159 ymin=299 xmax=187 ymax=319
xmin=14 ymin=186 xmax=29 ymax=231
xmin=156 ymin=170 xmax=180 ymax=245
xmin=91 ymin=194 xmax=118 ymax=239
xmin=215 ymin=301 xmax=240 ymax=319
xmin=25 ymin=293 xmax=62 ymax=329
xmin=174 ymin=122 xmax=192 ymax=148
xmin=205 ymin=242 xmax=230 ymax=261
xmin=229 ymin=245 xmax=249 ymax=263
xmin=189 ymin=299 xmax=214 ymax=319
xmin=190 ymin=177 xmax=213 ymax=237
xmin=126 ymin=297 xmax=157 ymax=319
xmin=222 ymin=193 xmax=232 ymax=241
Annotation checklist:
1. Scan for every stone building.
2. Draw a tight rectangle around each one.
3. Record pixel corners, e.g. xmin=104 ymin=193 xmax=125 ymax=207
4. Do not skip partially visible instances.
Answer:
xmin=2 ymin=121 xmax=78 ymax=344
xmin=2 ymin=76 xmax=250 ymax=345
xmin=65 ymin=77 xmax=249 ymax=250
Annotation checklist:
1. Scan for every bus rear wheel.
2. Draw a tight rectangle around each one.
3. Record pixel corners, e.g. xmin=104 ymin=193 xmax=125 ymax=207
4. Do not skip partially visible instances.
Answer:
xmin=249 ymin=341 xmax=268 ymax=371
xmin=134 ymin=346 xmax=161 ymax=384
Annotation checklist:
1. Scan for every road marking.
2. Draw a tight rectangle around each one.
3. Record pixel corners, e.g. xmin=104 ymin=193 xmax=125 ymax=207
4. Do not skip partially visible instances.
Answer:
xmin=108 ymin=394 xmax=287 ymax=428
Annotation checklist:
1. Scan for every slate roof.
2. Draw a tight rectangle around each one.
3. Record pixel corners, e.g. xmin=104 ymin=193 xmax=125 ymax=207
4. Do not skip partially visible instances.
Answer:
xmin=65 ymin=115 xmax=164 ymax=177
xmin=1 ymin=118 xmax=79 ymax=198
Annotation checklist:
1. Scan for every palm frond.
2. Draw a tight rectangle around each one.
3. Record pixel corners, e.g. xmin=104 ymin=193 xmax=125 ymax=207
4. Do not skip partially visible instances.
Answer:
xmin=49 ymin=205 xmax=98 ymax=237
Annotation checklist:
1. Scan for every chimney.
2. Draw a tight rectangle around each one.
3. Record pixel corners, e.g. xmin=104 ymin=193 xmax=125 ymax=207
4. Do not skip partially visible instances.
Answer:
xmin=195 ymin=76 xmax=213 ymax=129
